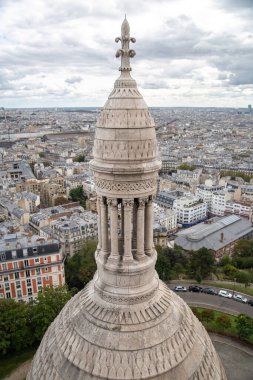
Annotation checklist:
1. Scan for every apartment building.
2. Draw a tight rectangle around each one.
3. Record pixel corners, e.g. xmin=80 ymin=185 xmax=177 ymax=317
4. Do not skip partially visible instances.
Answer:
xmin=196 ymin=184 xmax=224 ymax=209
xmin=210 ymin=190 xmax=233 ymax=216
xmin=173 ymin=196 xmax=207 ymax=227
xmin=0 ymin=234 xmax=65 ymax=302
xmin=42 ymin=212 xmax=98 ymax=257
xmin=225 ymin=200 xmax=253 ymax=221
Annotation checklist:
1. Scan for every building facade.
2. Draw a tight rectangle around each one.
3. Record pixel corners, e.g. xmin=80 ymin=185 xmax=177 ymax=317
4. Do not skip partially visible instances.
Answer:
xmin=173 ymin=196 xmax=207 ymax=227
xmin=0 ymin=234 xmax=64 ymax=302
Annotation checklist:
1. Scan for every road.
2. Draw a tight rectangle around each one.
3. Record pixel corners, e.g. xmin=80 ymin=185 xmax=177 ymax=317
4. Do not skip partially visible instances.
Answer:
xmin=168 ymin=285 xmax=253 ymax=317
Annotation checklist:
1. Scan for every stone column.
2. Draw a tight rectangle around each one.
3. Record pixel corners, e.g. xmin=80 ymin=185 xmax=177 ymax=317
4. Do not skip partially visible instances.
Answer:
xmin=136 ymin=198 xmax=146 ymax=259
xmin=121 ymin=201 xmax=124 ymax=237
xmin=132 ymin=200 xmax=137 ymax=250
xmin=123 ymin=199 xmax=133 ymax=262
xmin=108 ymin=198 xmax=119 ymax=259
xmin=97 ymin=196 xmax=102 ymax=251
xmin=145 ymin=196 xmax=154 ymax=256
xmin=100 ymin=196 xmax=108 ymax=254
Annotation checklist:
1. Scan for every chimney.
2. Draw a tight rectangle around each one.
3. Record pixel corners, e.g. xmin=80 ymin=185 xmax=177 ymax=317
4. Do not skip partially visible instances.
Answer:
xmin=220 ymin=232 xmax=224 ymax=242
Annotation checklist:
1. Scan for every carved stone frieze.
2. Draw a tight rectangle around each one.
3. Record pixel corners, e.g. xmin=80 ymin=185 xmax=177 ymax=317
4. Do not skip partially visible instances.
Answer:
xmin=93 ymin=139 xmax=158 ymax=161
xmin=95 ymin=178 xmax=157 ymax=193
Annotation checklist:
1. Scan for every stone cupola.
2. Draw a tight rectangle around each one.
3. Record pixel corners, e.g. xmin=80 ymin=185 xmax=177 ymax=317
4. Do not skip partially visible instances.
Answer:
xmin=27 ymin=19 xmax=227 ymax=380
xmin=89 ymin=16 xmax=161 ymax=303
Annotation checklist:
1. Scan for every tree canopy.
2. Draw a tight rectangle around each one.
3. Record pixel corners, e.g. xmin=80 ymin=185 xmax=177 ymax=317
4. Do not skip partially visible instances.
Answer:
xmin=69 ymin=185 xmax=87 ymax=208
xmin=65 ymin=240 xmax=97 ymax=291
xmin=0 ymin=286 xmax=72 ymax=356
xmin=189 ymin=247 xmax=215 ymax=283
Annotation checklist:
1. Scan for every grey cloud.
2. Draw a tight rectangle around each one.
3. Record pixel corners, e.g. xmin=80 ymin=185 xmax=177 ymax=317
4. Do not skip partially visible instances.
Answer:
xmin=65 ymin=76 xmax=83 ymax=84
xmin=141 ymin=80 xmax=169 ymax=89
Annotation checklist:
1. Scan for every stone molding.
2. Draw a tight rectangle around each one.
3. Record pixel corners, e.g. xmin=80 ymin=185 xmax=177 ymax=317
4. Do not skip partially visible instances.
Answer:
xmin=95 ymin=178 xmax=157 ymax=193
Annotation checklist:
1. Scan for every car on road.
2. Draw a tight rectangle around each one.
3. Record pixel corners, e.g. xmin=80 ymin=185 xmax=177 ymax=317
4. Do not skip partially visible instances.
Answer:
xmin=188 ymin=285 xmax=202 ymax=293
xmin=218 ymin=290 xmax=232 ymax=298
xmin=201 ymin=287 xmax=218 ymax=295
xmin=248 ymin=299 xmax=253 ymax=307
xmin=174 ymin=286 xmax=187 ymax=292
xmin=233 ymin=294 xmax=248 ymax=303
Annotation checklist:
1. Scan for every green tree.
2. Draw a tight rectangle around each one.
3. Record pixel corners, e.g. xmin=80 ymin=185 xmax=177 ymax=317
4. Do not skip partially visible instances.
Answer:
xmin=31 ymin=286 xmax=72 ymax=341
xmin=65 ymin=240 xmax=97 ymax=290
xmin=73 ymin=154 xmax=86 ymax=162
xmin=0 ymin=300 xmax=33 ymax=355
xmin=234 ymin=239 xmax=253 ymax=257
xmin=155 ymin=246 xmax=172 ymax=281
xmin=236 ymin=314 xmax=253 ymax=340
xmin=69 ymin=185 xmax=87 ymax=208
xmin=234 ymin=270 xmax=251 ymax=286
xmin=219 ymin=255 xmax=231 ymax=267
xmin=189 ymin=248 xmax=215 ymax=283
xmin=177 ymin=163 xmax=196 ymax=171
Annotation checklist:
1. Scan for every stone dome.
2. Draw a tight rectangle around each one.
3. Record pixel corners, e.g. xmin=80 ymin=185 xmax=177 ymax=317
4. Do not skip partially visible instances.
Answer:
xmin=27 ymin=18 xmax=227 ymax=380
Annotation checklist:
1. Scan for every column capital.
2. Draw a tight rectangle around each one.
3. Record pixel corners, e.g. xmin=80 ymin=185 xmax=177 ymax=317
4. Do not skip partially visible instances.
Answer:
xmin=138 ymin=197 xmax=148 ymax=208
xmin=122 ymin=199 xmax=134 ymax=208
xmin=107 ymin=198 xmax=118 ymax=208
xmin=147 ymin=195 xmax=154 ymax=204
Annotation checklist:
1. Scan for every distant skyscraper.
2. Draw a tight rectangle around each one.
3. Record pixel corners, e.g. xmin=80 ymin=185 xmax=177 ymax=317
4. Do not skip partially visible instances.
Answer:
xmin=28 ymin=18 xmax=227 ymax=380
xmin=248 ymin=104 xmax=252 ymax=114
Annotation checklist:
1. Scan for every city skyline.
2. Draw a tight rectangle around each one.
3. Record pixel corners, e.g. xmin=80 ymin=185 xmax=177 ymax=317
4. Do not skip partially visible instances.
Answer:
xmin=0 ymin=0 xmax=253 ymax=108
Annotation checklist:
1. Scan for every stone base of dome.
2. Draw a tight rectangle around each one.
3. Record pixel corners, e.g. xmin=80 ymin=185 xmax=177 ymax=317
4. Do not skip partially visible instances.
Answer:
xmin=27 ymin=280 xmax=227 ymax=380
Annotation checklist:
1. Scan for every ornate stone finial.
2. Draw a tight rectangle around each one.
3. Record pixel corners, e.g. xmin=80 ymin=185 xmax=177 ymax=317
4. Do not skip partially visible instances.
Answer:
xmin=115 ymin=17 xmax=136 ymax=71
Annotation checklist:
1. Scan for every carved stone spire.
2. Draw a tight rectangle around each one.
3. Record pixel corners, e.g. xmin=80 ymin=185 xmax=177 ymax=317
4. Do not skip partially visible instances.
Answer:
xmin=115 ymin=16 xmax=136 ymax=72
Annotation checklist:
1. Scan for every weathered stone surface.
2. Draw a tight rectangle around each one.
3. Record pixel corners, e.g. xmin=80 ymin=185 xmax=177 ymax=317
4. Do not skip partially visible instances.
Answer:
xmin=27 ymin=18 xmax=227 ymax=380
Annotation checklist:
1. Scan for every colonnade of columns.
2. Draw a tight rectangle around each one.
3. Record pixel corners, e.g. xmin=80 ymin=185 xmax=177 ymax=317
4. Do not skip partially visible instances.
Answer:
xmin=96 ymin=196 xmax=154 ymax=262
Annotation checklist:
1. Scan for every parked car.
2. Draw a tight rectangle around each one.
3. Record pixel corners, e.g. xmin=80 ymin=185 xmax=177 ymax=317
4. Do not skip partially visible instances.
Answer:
xmin=218 ymin=290 xmax=232 ymax=298
xmin=174 ymin=286 xmax=187 ymax=292
xmin=233 ymin=293 xmax=247 ymax=303
xmin=188 ymin=285 xmax=202 ymax=292
xmin=233 ymin=294 xmax=248 ymax=303
xmin=248 ymin=299 xmax=253 ymax=307
xmin=201 ymin=288 xmax=218 ymax=295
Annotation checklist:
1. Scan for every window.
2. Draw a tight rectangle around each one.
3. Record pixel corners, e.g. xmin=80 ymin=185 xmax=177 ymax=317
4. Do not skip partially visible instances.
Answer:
xmin=15 ymin=272 xmax=19 ymax=279
xmin=38 ymin=285 xmax=42 ymax=292
xmin=5 ymin=283 xmax=10 ymax=291
xmin=17 ymin=289 xmax=22 ymax=298
xmin=13 ymin=262 xmax=18 ymax=269
xmin=24 ymin=259 xmax=29 ymax=268
xmin=44 ymin=257 xmax=47 ymax=262
xmin=6 ymin=292 xmax=11 ymax=299
xmin=26 ymin=270 xmax=30 ymax=277
xmin=2 ymin=263 xmax=7 ymax=270
xmin=45 ymin=276 xmax=49 ymax=281
xmin=33 ymin=248 xmax=37 ymax=254
xmin=45 ymin=267 xmax=48 ymax=272
xmin=1 ymin=254 xmax=6 ymax=260
xmin=37 ymin=277 xmax=42 ymax=285
xmin=16 ymin=281 xmax=21 ymax=289
xmin=23 ymin=249 xmax=28 ymax=257
xmin=36 ymin=268 xmax=40 ymax=275
xmin=12 ymin=250 xmax=17 ymax=258
xmin=27 ymin=287 xmax=32 ymax=296
xmin=35 ymin=258 xmax=39 ymax=263
xmin=4 ymin=276 xmax=8 ymax=282
xmin=26 ymin=279 xmax=31 ymax=286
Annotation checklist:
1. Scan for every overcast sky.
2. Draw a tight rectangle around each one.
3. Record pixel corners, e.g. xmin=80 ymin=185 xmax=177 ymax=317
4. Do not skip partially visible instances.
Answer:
xmin=0 ymin=0 xmax=253 ymax=108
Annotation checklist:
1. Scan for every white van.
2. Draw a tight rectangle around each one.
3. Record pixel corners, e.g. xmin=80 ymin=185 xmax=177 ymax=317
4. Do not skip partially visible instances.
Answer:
xmin=218 ymin=290 xmax=232 ymax=298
